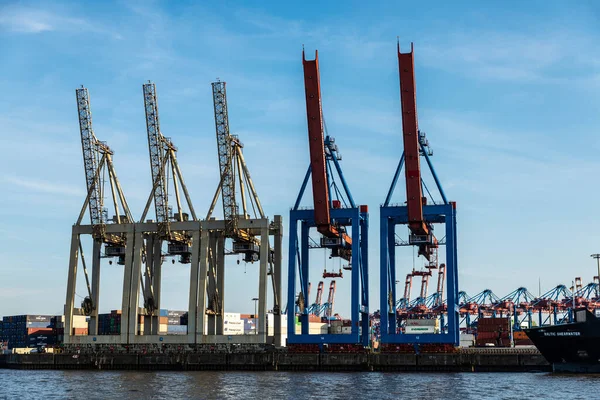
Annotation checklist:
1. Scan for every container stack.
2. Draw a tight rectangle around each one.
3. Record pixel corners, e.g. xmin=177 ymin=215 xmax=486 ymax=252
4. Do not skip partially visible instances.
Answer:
xmin=292 ymin=316 xmax=327 ymax=334
xmin=475 ymin=317 xmax=510 ymax=347
xmin=50 ymin=315 xmax=88 ymax=341
xmin=242 ymin=316 xmax=255 ymax=334
xmin=158 ymin=309 xmax=168 ymax=334
xmin=328 ymin=320 xmax=343 ymax=334
xmin=98 ymin=310 xmax=122 ymax=335
xmin=166 ymin=310 xmax=187 ymax=335
xmin=180 ymin=312 xmax=188 ymax=326
xmin=223 ymin=312 xmax=244 ymax=335
xmin=0 ymin=315 xmax=55 ymax=349
xmin=341 ymin=320 xmax=352 ymax=334
xmin=460 ymin=333 xmax=475 ymax=347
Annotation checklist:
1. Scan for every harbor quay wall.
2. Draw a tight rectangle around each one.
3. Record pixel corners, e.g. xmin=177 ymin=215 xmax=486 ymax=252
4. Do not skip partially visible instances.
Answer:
xmin=0 ymin=349 xmax=550 ymax=372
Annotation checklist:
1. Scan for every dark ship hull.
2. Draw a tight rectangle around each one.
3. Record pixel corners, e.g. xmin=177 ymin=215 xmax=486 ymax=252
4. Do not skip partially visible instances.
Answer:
xmin=525 ymin=308 xmax=600 ymax=373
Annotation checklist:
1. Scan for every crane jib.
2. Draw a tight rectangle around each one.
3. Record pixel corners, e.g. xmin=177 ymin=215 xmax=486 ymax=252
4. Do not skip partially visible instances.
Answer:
xmin=302 ymin=50 xmax=352 ymax=247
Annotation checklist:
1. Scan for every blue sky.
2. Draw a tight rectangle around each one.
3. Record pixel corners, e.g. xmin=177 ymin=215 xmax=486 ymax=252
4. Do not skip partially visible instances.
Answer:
xmin=1 ymin=0 xmax=600 ymax=318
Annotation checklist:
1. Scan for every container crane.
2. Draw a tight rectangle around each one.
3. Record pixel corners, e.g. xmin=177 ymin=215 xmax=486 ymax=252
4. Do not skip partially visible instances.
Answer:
xmin=138 ymin=81 xmax=198 ymax=333
xmin=416 ymin=270 xmax=431 ymax=301
xmin=492 ymin=287 xmax=535 ymax=330
xmin=307 ymin=281 xmax=324 ymax=316
xmin=573 ymin=281 xmax=600 ymax=309
xmin=287 ymin=49 xmax=369 ymax=347
xmin=199 ymin=80 xmax=283 ymax=345
xmin=399 ymin=274 xmax=413 ymax=310
xmin=324 ymin=281 xmax=337 ymax=318
xmin=435 ymin=264 xmax=446 ymax=307
xmin=65 ymin=86 xmax=135 ymax=340
xmin=206 ymin=80 xmax=265 ymax=261
xmin=530 ymin=285 xmax=572 ymax=326
xmin=380 ymin=42 xmax=458 ymax=346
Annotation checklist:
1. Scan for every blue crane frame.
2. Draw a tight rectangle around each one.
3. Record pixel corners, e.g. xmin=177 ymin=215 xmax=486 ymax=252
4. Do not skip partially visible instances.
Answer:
xmin=287 ymin=162 xmax=370 ymax=346
xmin=379 ymin=148 xmax=459 ymax=345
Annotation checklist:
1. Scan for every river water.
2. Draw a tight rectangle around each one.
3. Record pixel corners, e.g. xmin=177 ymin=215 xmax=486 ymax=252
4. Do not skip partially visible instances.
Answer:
xmin=3 ymin=370 xmax=600 ymax=399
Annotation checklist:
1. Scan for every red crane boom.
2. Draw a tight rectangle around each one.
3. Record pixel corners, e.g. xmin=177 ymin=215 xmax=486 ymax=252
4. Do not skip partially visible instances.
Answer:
xmin=326 ymin=280 xmax=337 ymax=318
xmin=403 ymin=274 xmax=413 ymax=301
xmin=302 ymin=50 xmax=352 ymax=247
xmin=315 ymin=281 xmax=324 ymax=307
xmin=436 ymin=263 xmax=446 ymax=300
xmin=398 ymin=43 xmax=437 ymax=260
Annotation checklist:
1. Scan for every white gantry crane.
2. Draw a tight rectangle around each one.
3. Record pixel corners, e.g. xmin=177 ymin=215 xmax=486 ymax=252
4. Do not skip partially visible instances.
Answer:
xmin=137 ymin=81 xmax=198 ymax=335
xmin=65 ymin=86 xmax=135 ymax=341
xmin=197 ymin=80 xmax=282 ymax=344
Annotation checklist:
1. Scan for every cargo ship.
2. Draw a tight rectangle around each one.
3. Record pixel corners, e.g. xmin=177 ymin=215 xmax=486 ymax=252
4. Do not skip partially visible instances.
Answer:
xmin=525 ymin=308 xmax=600 ymax=373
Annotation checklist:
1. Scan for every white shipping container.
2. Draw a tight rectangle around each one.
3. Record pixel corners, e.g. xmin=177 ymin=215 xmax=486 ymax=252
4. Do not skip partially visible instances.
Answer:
xmin=73 ymin=315 xmax=88 ymax=329
xmin=224 ymin=313 xmax=241 ymax=321
xmin=295 ymin=322 xmax=328 ymax=335
xmin=223 ymin=328 xmax=244 ymax=335
xmin=12 ymin=348 xmax=36 ymax=354
xmin=405 ymin=326 xmax=436 ymax=334
xmin=267 ymin=313 xmax=288 ymax=335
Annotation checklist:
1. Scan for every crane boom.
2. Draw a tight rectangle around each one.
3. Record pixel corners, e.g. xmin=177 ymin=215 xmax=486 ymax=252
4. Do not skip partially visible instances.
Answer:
xmin=315 ymin=281 xmax=324 ymax=308
xmin=419 ymin=274 xmax=429 ymax=299
xmin=325 ymin=280 xmax=336 ymax=318
xmin=436 ymin=263 xmax=446 ymax=305
xmin=403 ymin=274 xmax=413 ymax=301
xmin=143 ymin=82 xmax=170 ymax=225
xmin=302 ymin=50 xmax=352 ymax=246
xmin=76 ymin=87 xmax=105 ymax=226
xmin=211 ymin=81 xmax=238 ymax=236
xmin=398 ymin=43 xmax=437 ymax=260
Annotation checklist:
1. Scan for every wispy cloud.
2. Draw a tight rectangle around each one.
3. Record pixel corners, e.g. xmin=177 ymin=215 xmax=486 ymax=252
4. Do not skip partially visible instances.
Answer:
xmin=3 ymin=175 xmax=83 ymax=197
xmin=0 ymin=287 xmax=49 ymax=298
xmin=0 ymin=4 xmax=122 ymax=38
xmin=419 ymin=29 xmax=600 ymax=85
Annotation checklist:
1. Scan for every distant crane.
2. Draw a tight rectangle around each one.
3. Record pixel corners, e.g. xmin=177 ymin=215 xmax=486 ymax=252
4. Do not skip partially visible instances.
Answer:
xmin=324 ymin=281 xmax=337 ymax=318
xmin=307 ymin=281 xmax=324 ymax=316
xmin=530 ymin=284 xmax=572 ymax=326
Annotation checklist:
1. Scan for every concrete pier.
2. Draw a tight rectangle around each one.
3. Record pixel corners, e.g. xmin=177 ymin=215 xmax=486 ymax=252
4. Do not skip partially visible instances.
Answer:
xmin=0 ymin=348 xmax=550 ymax=372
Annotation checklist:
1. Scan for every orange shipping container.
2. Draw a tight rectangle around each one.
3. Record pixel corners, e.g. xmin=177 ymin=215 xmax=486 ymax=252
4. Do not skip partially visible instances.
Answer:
xmin=513 ymin=331 xmax=528 ymax=340
xmin=27 ymin=328 xmax=53 ymax=335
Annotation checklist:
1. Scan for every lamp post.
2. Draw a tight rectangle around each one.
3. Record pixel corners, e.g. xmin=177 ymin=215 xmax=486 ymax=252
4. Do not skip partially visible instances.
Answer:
xmin=591 ymin=254 xmax=600 ymax=297
xmin=252 ymin=297 xmax=259 ymax=335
